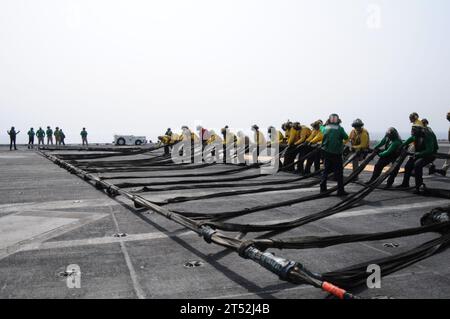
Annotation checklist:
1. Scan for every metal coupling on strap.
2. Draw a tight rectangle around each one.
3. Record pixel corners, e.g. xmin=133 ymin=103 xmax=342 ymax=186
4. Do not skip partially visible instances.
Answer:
xmin=243 ymin=246 xmax=296 ymax=281
xmin=200 ymin=226 xmax=217 ymax=244
xmin=94 ymin=181 xmax=104 ymax=190
xmin=106 ymin=186 xmax=119 ymax=197
xmin=434 ymin=212 xmax=450 ymax=223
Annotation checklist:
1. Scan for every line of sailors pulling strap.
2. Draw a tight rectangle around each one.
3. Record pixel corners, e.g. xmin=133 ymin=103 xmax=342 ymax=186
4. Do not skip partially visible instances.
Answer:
xmin=158 ymin=112 xmax=449 ymax=197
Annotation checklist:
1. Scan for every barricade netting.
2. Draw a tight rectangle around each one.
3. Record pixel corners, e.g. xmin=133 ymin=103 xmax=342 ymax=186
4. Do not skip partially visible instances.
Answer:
xmin=38 ymin=143 xmax=450 ymax=299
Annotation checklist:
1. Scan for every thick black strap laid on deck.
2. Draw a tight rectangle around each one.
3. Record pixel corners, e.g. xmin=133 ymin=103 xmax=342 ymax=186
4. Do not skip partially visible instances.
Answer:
xmin=321 ymin=233 xmax=450 ymax=288
xmin=114 ymin=172 xmax=267 ymax=188
xmin=173 ymin=151 xmax=379 ymax=222
xmin=195 ymin=151 xmax=404 ymax=231
xmin=100 ymin=163 xmax=260 ymax=180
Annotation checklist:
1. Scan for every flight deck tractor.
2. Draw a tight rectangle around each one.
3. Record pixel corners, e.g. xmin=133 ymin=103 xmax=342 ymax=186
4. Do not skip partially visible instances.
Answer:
xmin=113 ymin=135 xmax=147 ymax=146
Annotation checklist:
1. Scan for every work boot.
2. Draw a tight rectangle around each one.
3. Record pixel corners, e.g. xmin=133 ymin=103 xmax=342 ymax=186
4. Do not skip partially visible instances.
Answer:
xmin=413 ymin=184 xmax=425 ymax=195
xmin=413 ymin=183 xmax=429 ymax=195
xmin=428 ymin=165 xmax=436 ymax=175
xmin=337 ymin=191 xmax=349 ymax=196
xmin=395 ymin=183 xmax=409 ymax=189
xmin=434 ymin=169 xmax=447 ymax=177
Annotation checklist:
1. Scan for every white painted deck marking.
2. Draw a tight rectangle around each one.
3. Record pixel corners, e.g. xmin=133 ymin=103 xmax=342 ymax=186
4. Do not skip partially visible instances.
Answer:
xmin=108 ymin=205 xmax=147 ymax=299
xmin=0 ymin=215 xmax=77 ymax=250
xmin=17 ymin=200 xmax=449 ymax=253
xmin=0 ymin=198 xmax=120 ymax=215
xmin=21 ymin=230 xmax=193 ymax=251
xmin=0 ymin=155 xmax=26 ymax=159
xmin=0 ymin=210 xmax=107 ymax=260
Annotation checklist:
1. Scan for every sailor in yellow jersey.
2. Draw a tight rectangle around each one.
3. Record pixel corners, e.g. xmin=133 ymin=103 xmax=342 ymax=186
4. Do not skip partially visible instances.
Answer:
xmin=403 ymin=112 xmax=424 ymax=154
xmin=180 ymin=126 xmax=198 ymax=143
xmin=235 ymin=131 xmax=246 ymax=147
xmin=267 ymin=126 xmax=284 ymax=148
xmin=409 ymin=112 xmax=423 ymax=126
xmin=294 ymin=124 xmax=312 ymax=174
xmin=204 ymin=130 xmax=222 ymax=158
xmin=304 ymin=120 xmax=323 ymax=174
xmin=283 ymin=122 xmax=302 ymax=171
xmin=206 ymin=130 xmax=222 ymax=145
xmin=281 ymin=121 xmax=292 ymax=145
xmin=180 ymin=126 xmax=199 ymax=159
xmin=252 ymin=125 xmax=266 ymax=158
xmin=221 ymin=126 xmax=237 ymax=163
xmin=158 ymin=134 xmax=172 ymax=155
xmin=347 ymin=118 xmax=370 ymax=175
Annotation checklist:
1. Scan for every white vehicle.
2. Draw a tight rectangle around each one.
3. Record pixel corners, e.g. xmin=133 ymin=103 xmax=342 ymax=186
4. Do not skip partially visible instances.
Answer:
xmin=113 ymin=135 xmax=148 ymax=146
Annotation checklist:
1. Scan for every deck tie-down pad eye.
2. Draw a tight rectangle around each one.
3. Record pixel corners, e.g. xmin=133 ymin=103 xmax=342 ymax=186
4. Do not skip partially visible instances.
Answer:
xmin=113 ymin=233 xmax=128 ymax=238
xmin=183 ymin=260 xmax=204 ymax=268
xmin=383 ymin=242 xmax=400 ymax=248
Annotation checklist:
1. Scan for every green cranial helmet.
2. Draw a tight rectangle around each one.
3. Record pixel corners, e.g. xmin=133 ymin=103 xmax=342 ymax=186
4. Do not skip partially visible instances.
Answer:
xmin=328 ymin=114 xmax=340 ymax=124
xmin=386 ymin=127 xmax=399 ymax=140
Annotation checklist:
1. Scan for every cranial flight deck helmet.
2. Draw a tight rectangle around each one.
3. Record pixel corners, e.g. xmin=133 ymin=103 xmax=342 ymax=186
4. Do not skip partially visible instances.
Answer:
xmin=311 ymin=120 xmax=323 ymax=129
xmin=409 ymin=112 xmax=419 ymax=123
xmin=386 ymin=127 xmax=400 ymax=140
xmin=352 ymin=118 xmax=364 ymax=128
xmin=328 ymin=114 xmax=341 ymax=124
xmin=221 ymin=126 xmax=229 ymax=135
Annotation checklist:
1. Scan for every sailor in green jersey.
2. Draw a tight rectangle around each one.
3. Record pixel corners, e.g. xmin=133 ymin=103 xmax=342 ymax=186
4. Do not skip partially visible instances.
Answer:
xmin=396 ymin=124 xmax=438 ymax=193
xmin=432 ymin=112 xmax=450 ymax=176
xmin=54 ymin=127 xmax=60 ymax=145
xmin=59 ymin=129 xmax=66 ymax=146
xmin=36 ymin=127 xmax=45 ymax=145
xmin=421 ymin=119 xmax=439 ymax=154
xmin=46 ymin=126 xmax=53 ymax=145
xmin=445 ymin=112 xmax=450 ymax=174
xmin=81 ymin=128 xmax=88 ymax=146
xmin=27 ymin=127 xmax=35 ymax=149
xmin=7 ymin=126 xmax=20 ymax=150
xmin=366 ymin=127 xmax=402 ymax=185
xmin=424 ymin=118 xmax=445 ymax=176
xmin=319 ymin=114 xmax=349 ymax=196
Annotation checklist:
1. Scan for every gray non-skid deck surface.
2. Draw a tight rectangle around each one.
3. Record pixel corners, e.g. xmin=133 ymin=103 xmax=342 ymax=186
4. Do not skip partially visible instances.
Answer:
xmin=0 ymin=144 xmax=449 ymax=299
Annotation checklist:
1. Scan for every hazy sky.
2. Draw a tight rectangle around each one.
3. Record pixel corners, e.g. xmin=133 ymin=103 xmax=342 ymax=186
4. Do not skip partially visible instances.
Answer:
xmin=1 ymin=0 xmax=449 ymax=143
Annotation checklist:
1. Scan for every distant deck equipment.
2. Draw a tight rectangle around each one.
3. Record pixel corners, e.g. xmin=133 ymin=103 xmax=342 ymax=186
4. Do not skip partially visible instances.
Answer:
xmin=113 ymin=135 xmax=147 ymax=146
